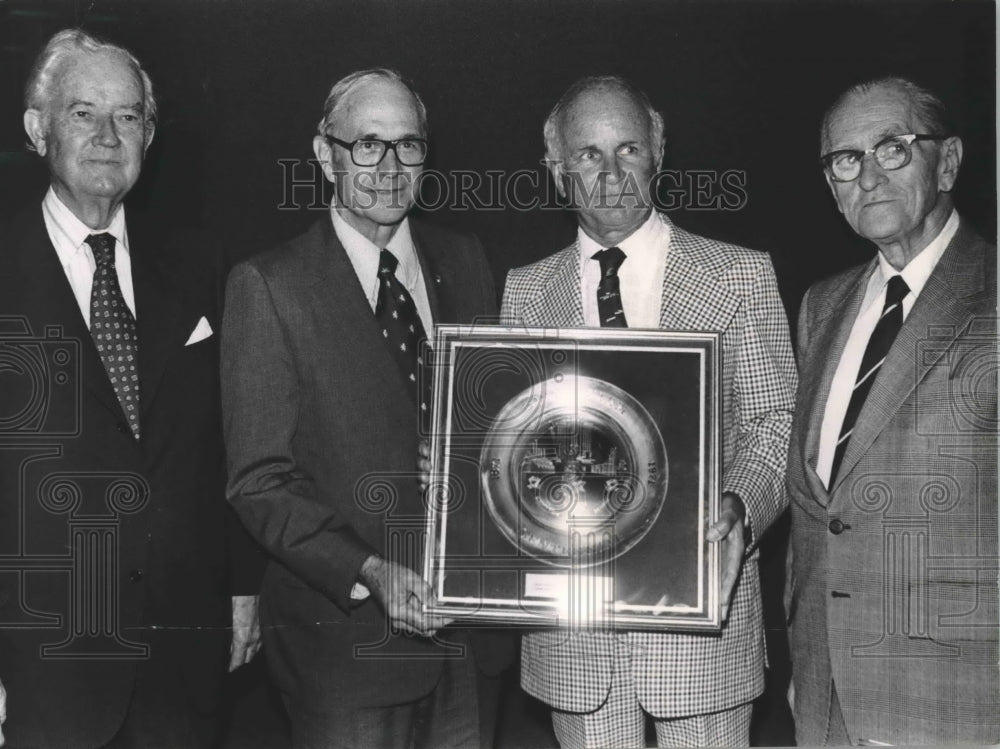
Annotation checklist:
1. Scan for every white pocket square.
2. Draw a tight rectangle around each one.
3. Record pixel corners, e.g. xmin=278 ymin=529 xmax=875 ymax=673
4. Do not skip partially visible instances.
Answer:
xmin=350 ymin=582 xmax=371 ymax=601
xmin=185 ymin=317 xmax=213 ymax=345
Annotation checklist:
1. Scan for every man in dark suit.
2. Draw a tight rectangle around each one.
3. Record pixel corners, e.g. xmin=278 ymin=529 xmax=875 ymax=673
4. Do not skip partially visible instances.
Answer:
xmin=786 ymin=76 xmax=998 ymax=745
xmin=0 ymin=29 xmax=260 ymax=748
xmin=221 ymin=68 xmax=512 ymax=749
xmin=501 ymin=76 xmax=797 ymax=748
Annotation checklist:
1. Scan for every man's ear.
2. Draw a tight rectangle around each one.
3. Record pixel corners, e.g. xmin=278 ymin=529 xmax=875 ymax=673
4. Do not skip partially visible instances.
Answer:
xmin=545 ymin=157 xmax=566 ymax=200
xmin=24 ymin=109 xmax=48 ymax=156
xmin=143 ymin=122 xmax=156 ymax=152
xmin=937 ymin=135 xmax=963 ymax=193
xmin=312 ymin=135 xmax=337 ymax=182
xmin=823 ymin=172 xmax=846 ymax=214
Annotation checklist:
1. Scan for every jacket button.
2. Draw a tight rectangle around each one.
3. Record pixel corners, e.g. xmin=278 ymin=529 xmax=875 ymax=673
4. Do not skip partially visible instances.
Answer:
xmin=129 ymin=569 xmax=144 ymax=583
xmin=117 ymin=422 xmax=129 ymax=434
xmin=828 ymin=519 xmax=845 ymax=534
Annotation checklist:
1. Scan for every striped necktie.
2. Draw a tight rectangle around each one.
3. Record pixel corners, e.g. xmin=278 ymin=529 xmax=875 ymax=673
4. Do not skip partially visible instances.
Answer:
xmin=829 ymin=274 xmax=910 ymax=484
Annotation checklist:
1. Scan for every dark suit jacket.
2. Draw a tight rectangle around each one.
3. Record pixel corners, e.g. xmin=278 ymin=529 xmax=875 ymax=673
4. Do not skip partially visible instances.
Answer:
xmin=786 ymin=219 xmax=999 ymax=745
xmin=221 ymin=216 xmax=513 ymax=712
xmin=0 ymin=206 xmax=254 ymax=748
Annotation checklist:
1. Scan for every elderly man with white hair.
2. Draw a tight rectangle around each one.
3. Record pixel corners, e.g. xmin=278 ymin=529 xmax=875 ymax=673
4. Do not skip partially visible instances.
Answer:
xmin=0 ymin=28 xmax=262 ymax=748
xmin=786 ymin=75 xmax=998 ymax=746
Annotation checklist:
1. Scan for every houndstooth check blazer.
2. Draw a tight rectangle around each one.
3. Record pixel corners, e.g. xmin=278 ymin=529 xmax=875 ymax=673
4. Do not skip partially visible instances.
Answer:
xmin=502 ymin=212 xmax=798 ymax=718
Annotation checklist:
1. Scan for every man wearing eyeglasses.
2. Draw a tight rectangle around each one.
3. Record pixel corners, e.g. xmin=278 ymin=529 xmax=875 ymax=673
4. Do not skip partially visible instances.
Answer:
xmin=221 ymin=68 xmax=512 ymax=748
xmin=786 ymin=76 xmax=998 ymax=745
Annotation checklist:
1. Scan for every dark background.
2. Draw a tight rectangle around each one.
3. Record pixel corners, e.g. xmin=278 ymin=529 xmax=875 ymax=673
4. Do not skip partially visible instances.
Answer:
xmin=0 ymin=0 xmax=995 ymax=323
xmin=1 ymin=1 xmax=994 ymax=746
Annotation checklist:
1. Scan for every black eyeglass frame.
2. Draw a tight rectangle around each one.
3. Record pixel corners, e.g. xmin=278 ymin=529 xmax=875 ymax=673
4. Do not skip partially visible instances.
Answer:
xmin=820 ymin=133 xmax=950 ymax=183
xmin=324 ymin=135 xmax=429 ymax=167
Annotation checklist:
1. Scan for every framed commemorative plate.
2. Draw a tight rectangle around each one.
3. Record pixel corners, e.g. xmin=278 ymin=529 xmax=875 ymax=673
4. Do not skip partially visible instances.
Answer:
xmin=422 ymin=325 xmax=721 ymax=631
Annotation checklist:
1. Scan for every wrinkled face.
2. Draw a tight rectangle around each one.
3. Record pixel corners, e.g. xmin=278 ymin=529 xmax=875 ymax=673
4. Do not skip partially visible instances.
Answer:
xmin=29 ymin=50 xmax=151 ymax=218
xmin=822 ymin=86 xmax=957 ymax=252
xmin=315 ymin=78 xmax=424 ymax=242
xmin=550 ymin=86 xmax=661 ymax=243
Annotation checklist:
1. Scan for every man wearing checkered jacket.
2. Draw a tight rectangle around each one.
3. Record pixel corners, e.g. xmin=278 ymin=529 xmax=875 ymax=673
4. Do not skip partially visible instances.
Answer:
xmin=501 ymin=76 xmax=797 ymax=748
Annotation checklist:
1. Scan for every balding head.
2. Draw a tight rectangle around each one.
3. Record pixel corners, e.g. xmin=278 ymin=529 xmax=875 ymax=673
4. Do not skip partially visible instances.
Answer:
xmin=820 ymin=76 xmax=949 ymax=154
xmin=317 ymin=67 xmax=427 ymax=139
xmin=543 ymin=76 xmax=664 ymax=165
xmin=819 ymin=76 xmax=962 ymax=268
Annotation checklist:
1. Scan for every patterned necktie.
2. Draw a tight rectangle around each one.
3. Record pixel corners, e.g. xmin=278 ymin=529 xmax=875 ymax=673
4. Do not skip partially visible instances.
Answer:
xmin=829 ymin=274 xmax=910 ymax=484
xmin=86 ymin=233 xmax=140 ymax=439
xmin=375 ymin=249 xmax=430 ymax=418
xmin=593 ymin=246 xmax=628 ymax=327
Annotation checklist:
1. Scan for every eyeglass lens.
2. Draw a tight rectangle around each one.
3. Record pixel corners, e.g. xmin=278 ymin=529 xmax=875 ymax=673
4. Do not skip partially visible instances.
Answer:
xmin=353 ymin=139 xmax=427 ymax=166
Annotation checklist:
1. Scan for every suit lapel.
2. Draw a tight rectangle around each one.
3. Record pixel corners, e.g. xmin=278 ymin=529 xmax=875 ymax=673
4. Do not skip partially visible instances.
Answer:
xmin=798 ymin=263 xmax=872 ymax=504
xmin=132 ymin=259 xmax=183 ymax=423
xmin=658 ymin=229 xmax=739 ymax=331
xmin=307 ymin=218 xmax=416 ymax=408
xmin=127 ymin=222 xmax=188 ymax=426
xmin=12 ymin=210 xmax=124 ymax=419
xmin=410 ymin=222 xmax=446 ymax=324
xmin=832 ymin=225 xmax=988 ymax=488
xmin=522 ymin=246 xmax=585 ymax=327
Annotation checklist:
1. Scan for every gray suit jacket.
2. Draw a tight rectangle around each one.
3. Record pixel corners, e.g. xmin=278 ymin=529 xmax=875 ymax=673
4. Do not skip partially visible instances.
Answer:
xmin=221 ymin=217 xmax=512 ymax=712
xmin=786 ymin=219 xmax=999 ymax=745
xmin=502 ymin=213 xmax=797 ymax=717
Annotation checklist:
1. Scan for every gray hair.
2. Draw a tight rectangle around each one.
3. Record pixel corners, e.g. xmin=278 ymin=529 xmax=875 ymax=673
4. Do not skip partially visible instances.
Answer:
xmin=543 ymin=75 xmax=665 ymax=163
xmin=316 ymin=68 xmax=428 ymax=138
xmin=24 ymin=28 xmax=157 ymax=131
xmin=821 ymin=76 xmax=952 ymax=151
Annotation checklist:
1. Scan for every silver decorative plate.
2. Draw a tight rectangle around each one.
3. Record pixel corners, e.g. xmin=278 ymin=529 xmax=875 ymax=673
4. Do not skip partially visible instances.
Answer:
xmin=480 ymin=375 xmax=668 ymax=565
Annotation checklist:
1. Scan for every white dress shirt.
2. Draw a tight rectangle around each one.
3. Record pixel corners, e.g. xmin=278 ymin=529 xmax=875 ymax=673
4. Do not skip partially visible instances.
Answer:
xmin=578 ymin=210 xmax=671 ymax=329
xmin=816 ymin=209 xmax=959 ymax=488
xmin=41 ymin=187 xmax=135 ymax=327
xmin=331 ymin=209 xmax=434 ymax=336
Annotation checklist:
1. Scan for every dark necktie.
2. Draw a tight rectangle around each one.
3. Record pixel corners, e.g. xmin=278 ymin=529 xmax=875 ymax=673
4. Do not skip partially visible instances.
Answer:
xmin=829 ymin=274 xmax=910 ymax=484
xmin=86 ymin=233 xmax=140 ymax=439
xmin=593 ymin=246 xmax=628 ymax=328
xmin=375 ymin=249 xmax=430 ymax=418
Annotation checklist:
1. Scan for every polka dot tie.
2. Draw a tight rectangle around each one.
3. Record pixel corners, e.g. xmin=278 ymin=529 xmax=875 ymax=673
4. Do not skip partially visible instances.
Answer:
xmin=593 ymin=246 xmax=628 ymax=327
xmin=375 ymin=249 xmax=430 ymax=421
xmin=86 ymin=233 xmax=140 ymax=439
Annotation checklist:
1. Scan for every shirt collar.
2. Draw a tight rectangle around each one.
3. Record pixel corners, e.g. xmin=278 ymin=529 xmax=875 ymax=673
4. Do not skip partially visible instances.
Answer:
xmin=42 ymin=186 xmax=129 ymax=266
xmin=874 ymin=209 xmax=959 ymax=298
xmin=577 ymin=209 xmax=670 ymax=265
xmin=330 ymin=208 xmax=419 ymax=296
